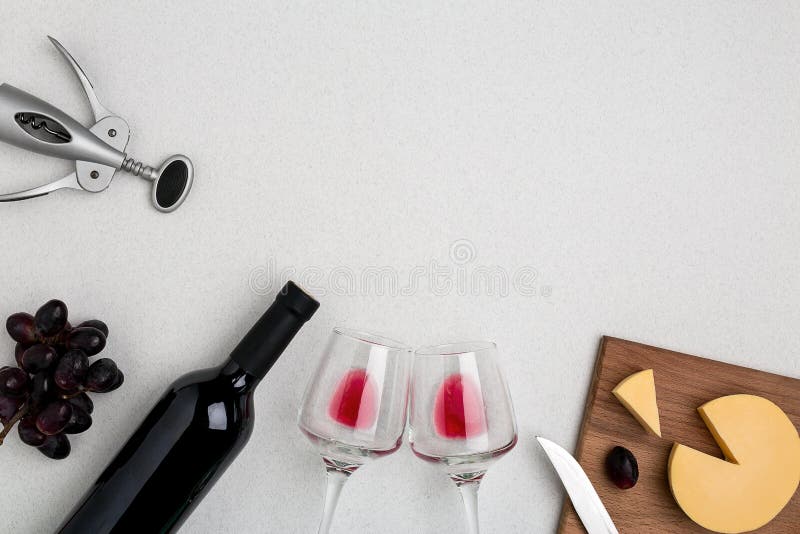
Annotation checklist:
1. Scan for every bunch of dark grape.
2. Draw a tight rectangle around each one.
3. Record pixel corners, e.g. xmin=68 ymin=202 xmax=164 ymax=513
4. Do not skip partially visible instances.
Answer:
xmin=0 ymin=300 xmax=123 ymax=459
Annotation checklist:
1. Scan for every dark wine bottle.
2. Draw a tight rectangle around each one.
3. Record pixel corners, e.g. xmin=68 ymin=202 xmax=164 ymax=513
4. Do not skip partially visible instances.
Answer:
xmin=57 ymin=281 xmax=320 ymax=534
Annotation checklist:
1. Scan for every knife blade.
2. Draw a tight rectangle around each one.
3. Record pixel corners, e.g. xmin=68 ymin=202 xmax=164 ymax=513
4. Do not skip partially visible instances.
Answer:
xmin=537 ymin=436 xmax=619 ymax=534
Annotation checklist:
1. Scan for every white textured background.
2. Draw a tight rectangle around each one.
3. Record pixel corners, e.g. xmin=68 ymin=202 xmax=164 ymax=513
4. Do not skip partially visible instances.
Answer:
xmin=1 ymin=2 xmax=799 ymax=533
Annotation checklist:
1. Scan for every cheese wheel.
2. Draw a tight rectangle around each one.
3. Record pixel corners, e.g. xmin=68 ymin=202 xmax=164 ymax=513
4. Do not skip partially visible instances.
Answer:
xmin=669 ymin=394 xmax=800 ymax=533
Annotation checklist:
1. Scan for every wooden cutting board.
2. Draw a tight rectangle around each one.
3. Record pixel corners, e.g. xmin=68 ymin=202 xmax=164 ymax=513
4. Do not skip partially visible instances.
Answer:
xmin=558 ymin=337 xmax=800 ymax=533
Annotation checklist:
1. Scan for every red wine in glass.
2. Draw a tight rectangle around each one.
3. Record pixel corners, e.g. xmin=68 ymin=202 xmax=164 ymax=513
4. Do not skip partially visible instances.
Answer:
xmin=433 ymin=373 xmax=487 ymax=439
xmin=328 ymin=367 xmax=378 ymax=430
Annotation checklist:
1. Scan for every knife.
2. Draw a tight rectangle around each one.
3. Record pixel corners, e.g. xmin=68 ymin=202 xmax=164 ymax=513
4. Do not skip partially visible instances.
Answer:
xmin=537 ymin=436 xmax=619 ymax=534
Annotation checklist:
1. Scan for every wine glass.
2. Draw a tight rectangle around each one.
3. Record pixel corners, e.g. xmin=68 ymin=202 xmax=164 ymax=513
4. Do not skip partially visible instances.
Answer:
xmin=298 ymin=327 xmax=413 ymax=534
xmin=409 ymin=341 xmax=518 ymax=534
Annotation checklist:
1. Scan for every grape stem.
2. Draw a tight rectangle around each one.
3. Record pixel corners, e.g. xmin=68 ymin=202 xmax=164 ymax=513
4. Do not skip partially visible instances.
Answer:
xmin=0 ymin=390 xmax=90 ymax=445
xmin=0 ymin=402 xmax=28 ymax=446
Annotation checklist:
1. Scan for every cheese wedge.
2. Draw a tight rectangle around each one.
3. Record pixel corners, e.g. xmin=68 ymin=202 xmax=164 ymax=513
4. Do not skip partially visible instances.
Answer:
xmin=612 ymin=369 xmax=661 ymax=437
xmin=669 ymin=394 xmax=800 ymax=533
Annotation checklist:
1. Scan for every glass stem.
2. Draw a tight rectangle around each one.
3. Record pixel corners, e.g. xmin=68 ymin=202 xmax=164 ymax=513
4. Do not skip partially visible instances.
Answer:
xmin=457 ymin=480 xmax=481 ymax=534
xmin=318 ymin=468 xmax=349 ymax=534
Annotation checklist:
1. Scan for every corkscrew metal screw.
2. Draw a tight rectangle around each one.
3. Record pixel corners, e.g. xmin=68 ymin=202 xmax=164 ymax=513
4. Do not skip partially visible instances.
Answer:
xmin=0 ymin=36 xmax=194 ymax=212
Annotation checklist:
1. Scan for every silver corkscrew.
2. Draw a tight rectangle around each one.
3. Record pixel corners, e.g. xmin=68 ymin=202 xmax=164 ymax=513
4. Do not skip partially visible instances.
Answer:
xmin=0 ymin=36 xmax=194 ymax=212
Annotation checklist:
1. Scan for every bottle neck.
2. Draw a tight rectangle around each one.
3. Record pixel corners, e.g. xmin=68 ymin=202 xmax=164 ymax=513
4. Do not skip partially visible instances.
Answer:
xmin=229 ymin=303 xmax=308 ymax=379
xmin=216 ymin=359 xmax=261 ymax=393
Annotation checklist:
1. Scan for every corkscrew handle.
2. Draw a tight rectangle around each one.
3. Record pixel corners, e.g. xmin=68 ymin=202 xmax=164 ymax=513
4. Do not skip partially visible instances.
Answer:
xmin=0 ymin=84 xmax=125 ymax=168
xmin=120 ymin=154 xmax=194 ymax=213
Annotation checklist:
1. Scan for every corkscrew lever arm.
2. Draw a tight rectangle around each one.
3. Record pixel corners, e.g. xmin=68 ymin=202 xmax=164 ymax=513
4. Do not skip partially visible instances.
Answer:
xmin=48 ymin=36 xmax=113 ymax=122
xmin=0 ymin=172 xmax=81 ymax=202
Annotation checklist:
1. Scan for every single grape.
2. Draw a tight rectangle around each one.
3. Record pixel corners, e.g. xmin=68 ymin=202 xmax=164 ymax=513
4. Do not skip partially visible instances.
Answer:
xmin=64 ymin=405 xmax=92 ymax=434
xmin=0 ymin=394 xmax=24 ymax=423
xmin=18 ymin=416 xmax=47 ymax=446
xmin=21 ymin=344 xmax=59 ymax=373
xmin=606 ymin=446 xmax=639 ymax=489
xmin=67 ymin=327 xmax=106 ymax=356
xmin=0 ymin=366 xmax=30 ymax=397
xmin=107 ymin=369 xmax=124 ymax=392
xmin=29 ymin=372 xmax=54 ymax=411
xmin=76 ymin=319 xmax=108 ymax=338
xmin=37 ymin=434 xmax=70 ymax=460
xmin=94 ymin=369 xmax=125 ymax=394
xmin=53 ymin=350 xmax=89 ymax=391
xmin=6 ymin=313 xmax=37 ymax=344
xmin=67 ymin=392 xmax=94 ymax=415
xmin=85 ymin=358 xmax=119 ymax=393
xmin=14 ymin=343 xmax=30 ymax=367
xmin=36 ymin=400 xmax=73 ymax=435
xmin=34 ymin=299 xmax=69 ymax=337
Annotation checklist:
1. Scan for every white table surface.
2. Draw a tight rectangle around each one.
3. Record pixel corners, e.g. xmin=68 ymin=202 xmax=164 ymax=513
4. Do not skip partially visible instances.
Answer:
xmin=1 ymin=2 xmax=798 ymax=533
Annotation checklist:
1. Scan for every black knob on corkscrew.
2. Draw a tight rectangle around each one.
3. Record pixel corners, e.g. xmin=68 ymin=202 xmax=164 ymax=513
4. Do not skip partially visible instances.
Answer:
xmin=121 ymin=155 xmax=194 ymax=213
